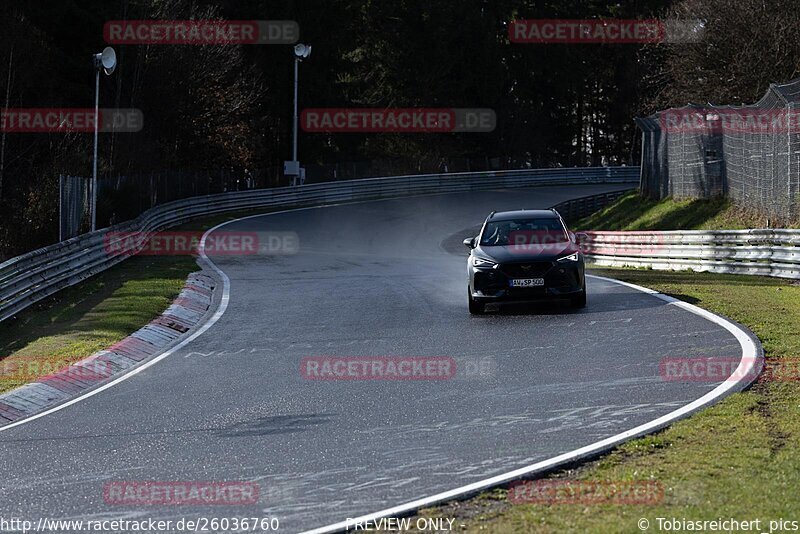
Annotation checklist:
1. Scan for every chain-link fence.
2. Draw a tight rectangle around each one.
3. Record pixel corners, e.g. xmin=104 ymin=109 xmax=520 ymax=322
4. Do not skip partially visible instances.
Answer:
xmin=58 ymin=175 xmax=88 ymax=241
xmin=637 ymin=78 xmax=800 ymax=223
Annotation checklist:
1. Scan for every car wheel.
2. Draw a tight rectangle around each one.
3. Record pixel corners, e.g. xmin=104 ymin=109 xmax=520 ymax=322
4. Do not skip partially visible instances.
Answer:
xmin=468 ymin=288 xmax=485 ymax=315
xmin=570 ymin=286 xmax=587 ymax=309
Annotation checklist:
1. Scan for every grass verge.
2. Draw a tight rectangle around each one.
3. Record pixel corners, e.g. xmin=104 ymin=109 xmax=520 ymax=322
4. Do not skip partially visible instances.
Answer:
xmin=574 ymin=191 xmax=797 ymax=231
xmin=0 ymin=255 xmax=198 ymax=394
xmin=0 ymin=208 xmax=275 ymax=395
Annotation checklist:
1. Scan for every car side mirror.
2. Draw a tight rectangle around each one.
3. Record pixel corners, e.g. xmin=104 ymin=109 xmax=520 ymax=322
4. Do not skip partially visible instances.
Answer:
xmin=575 ymin=232 xmax=589 ymax=245
xmin=463 ymin=237 xmax=476 ymax=249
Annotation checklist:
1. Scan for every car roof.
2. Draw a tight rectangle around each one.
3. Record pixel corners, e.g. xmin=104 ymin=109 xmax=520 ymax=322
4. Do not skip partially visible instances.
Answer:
xmin=488 ymin=209 xmax=559 ymax=221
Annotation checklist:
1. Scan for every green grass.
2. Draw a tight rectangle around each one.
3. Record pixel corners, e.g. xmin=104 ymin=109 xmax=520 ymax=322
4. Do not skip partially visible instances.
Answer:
xmin=574 ymin=192 xmax=785 ymax=231
xmin=0 ymin=255 xmax=198 ymax=393
xmin=429 ymin=268 xmax=800 ymax=533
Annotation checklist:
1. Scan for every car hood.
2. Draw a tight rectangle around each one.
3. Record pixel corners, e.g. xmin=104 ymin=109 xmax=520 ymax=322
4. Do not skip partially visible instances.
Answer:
xmin=475 ymin=242 xmax=578 ymax=262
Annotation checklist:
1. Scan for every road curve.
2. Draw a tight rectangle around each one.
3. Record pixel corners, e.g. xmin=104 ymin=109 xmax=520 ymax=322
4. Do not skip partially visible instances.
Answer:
xmin=0 ymin=185 xmax=756 ymax=533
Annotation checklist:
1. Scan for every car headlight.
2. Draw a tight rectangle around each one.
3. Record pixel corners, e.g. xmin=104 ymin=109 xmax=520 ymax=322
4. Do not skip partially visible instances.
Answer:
xmin=471 ymin=256 xmax=498 ymax=268
xmin=557 ymin=252 xmax=580 ymax=263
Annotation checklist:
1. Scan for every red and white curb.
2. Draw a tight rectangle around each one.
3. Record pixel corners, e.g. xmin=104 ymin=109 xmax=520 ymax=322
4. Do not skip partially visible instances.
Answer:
xmin=0 ymin=273 xmax=215 ymax=426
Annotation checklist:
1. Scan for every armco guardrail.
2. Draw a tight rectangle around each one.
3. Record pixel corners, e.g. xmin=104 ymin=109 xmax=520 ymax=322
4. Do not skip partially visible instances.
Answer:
xmin=583 ymin=229 xmax=800 ymax=280
xmin=0 ymin=166 xmax=638 ymax=323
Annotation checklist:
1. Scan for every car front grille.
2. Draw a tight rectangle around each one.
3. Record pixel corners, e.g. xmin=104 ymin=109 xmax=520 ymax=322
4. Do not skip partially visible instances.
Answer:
xmin=500 ymin=261 xmax=553 ymax=278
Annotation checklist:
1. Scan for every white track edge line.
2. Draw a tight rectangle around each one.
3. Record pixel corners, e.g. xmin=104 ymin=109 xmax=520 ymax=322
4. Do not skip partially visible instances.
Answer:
xmin=0 ymin=182 xmax=632 ymax=429
xmin=301 ymin=273 xmax=760 ymax=534
xmin=0 ymin=198 xmax=453 ymax=432
xmin=0 ymin=200 xmax=760 ymax=534
xmin=0 ymin=207 xmax=328 ymax=433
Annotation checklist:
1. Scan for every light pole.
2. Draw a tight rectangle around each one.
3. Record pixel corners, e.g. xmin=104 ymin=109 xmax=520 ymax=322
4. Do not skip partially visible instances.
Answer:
xmin=90 ymin=47 xmax=116 ymax=231
xmin=287 ymin=43 xmax=311 ymax=186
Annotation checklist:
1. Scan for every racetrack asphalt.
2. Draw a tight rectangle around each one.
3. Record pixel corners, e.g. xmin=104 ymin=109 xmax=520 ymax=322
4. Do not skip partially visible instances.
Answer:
xmin=0 ymin=185 xmax=751 ymax=533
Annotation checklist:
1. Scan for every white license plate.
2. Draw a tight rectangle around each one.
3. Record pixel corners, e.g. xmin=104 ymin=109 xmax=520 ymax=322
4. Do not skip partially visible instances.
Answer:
xmin=510 ymin=278 xmax=545 ymax=288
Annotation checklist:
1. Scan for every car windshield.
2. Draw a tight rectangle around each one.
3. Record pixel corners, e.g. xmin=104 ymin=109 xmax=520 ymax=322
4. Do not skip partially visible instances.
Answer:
xmin=480 ymin=218 xmax=568 ymax=246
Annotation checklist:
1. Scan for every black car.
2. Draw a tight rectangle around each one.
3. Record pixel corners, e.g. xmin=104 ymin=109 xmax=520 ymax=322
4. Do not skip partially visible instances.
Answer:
xmin=464 ymin=209 xmax=587 ymax=314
